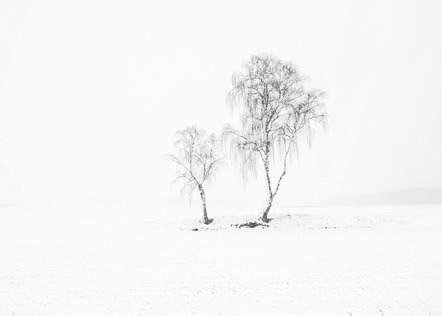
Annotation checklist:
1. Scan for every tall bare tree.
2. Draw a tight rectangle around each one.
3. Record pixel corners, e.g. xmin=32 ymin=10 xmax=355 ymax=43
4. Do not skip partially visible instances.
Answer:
xmin=224 ymin=54 xmax=327 ymax=222
xmin=166 ymin=126 xmax=223 ymax=224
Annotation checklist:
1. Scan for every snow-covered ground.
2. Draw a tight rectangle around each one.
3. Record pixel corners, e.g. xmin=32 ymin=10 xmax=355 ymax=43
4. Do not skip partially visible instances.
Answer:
xmin=0 ymin=205 xmax=441 ymax=315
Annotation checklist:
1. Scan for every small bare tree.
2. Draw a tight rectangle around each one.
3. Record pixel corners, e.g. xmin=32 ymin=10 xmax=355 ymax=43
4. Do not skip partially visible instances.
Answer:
xmin=224 ymin=54 xmax=327 ymax=222
xmin=166 ymin=126 xmax=223 ymax=224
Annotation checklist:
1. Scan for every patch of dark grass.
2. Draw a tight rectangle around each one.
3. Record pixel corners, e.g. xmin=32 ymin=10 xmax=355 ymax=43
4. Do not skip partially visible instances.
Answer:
xmin=232 ymin=221 xmax=269 ymax=229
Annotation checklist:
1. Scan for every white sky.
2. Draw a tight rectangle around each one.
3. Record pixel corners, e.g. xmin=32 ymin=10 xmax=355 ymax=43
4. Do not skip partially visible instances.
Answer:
xmin=1 ymin=0 xmax=441 ymax=206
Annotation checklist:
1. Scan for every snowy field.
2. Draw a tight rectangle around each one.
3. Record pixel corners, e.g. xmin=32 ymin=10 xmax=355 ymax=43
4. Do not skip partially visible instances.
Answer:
xmin=0 ymin=205 xmax=441 ymax=316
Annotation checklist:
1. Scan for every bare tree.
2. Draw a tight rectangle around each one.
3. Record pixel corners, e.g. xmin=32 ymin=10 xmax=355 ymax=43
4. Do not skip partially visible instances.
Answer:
xmin=224 ymin=54 xmax=327 ymax=223
xmin=166 ymin=126 xmax=223 ymax=224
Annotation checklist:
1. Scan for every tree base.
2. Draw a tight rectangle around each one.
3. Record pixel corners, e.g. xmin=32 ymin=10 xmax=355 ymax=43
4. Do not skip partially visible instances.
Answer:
xmin=202 ymin=218 xmax=213 ymax=225
xmin=260 ymin=215 xmax=271 ymax=223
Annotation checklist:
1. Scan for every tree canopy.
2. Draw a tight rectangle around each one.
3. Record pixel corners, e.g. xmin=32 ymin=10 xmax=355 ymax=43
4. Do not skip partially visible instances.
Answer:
xmin=224 ymin=54 xmax=327 ymax=221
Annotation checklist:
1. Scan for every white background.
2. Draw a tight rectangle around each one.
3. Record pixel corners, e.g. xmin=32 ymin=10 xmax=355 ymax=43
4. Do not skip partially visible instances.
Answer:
xmin=1 ymin=0 xmax=441 ymax=207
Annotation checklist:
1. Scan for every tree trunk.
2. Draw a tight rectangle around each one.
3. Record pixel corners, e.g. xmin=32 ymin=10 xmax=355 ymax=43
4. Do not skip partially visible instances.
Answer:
xmin=261 ymin=141 xmax=273 ymax=223
xmin=261 ymin=194 xmax=273 ymax=223
xmin=198 ymin=184 xmax=212 ymax=224
xmin=260 ymin=143 xmax=290 ymax=223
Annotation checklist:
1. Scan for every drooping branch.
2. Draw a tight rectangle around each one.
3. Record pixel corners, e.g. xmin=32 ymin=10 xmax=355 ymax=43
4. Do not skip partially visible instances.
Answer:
xmin=167 ymin=126 xmax=224 ymax=198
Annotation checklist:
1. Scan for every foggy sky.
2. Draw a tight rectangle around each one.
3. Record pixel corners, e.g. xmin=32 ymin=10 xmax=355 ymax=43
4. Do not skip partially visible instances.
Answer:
xmin=1 ymin=0 xmax=441 ymax=207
